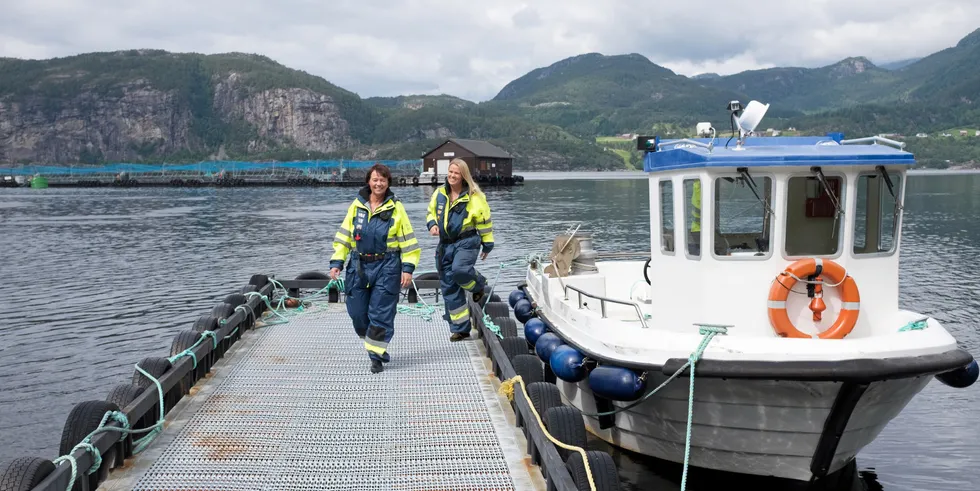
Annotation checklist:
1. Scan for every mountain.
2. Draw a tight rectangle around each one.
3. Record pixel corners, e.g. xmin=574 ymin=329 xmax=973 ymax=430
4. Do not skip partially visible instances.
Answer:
xmin=892 ymin=28 xmax=980 ymax=104
xmin=364 ymin=94 xmax=475 ymax=111
xmin=879 ymin=58 xmax=922 ymax=70
xmin=783 ymin=28 xmax=980 ymax=138
xmin=489 ymin=53 xmax=749 ymax=135
xmin=696 ymin=57 xmax=901 ymax=112
xmin=0 ymin=50 xmax=381 ymax=163
xmin=1 ymin=28 xmax=978 ymax=169
xmin=0 ymin=50 xmax=622 ymax=169
xmin=700 ymin=28 xmax=980 ymax=113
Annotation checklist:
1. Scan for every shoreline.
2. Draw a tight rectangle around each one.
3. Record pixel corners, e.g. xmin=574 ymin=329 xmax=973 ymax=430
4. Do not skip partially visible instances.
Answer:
xmin=518 ymin=168 xmax=980 ymax=180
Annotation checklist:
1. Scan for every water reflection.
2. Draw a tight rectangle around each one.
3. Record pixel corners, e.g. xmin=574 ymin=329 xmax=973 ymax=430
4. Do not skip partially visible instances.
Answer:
xmin=1 ymin=173 xmax=978 ymax=490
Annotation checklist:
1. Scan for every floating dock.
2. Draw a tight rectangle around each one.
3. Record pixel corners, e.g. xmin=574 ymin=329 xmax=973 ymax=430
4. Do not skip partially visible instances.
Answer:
xmin=1 ymin=274 xmax=612 ymax=491
xmin=0 ymin=160 xmax=525 ymax=188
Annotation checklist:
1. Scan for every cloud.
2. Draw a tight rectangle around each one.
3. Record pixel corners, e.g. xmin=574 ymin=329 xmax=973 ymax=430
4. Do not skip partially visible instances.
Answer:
xmin=1 ymin=1 xmax=977 ymax=101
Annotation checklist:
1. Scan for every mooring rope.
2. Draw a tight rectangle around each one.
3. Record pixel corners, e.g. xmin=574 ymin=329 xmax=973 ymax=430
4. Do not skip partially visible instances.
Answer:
xmin=502 ymin=324 xmax=727 ymax=491
xmin=499 ymin=374 xmax=597 ymax=491
xmin=49 ymin=361 xmax=172 ymax=490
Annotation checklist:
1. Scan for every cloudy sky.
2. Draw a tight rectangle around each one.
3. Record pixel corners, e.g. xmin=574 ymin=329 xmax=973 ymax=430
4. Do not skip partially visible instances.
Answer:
xmin=2 ymin=1 xmax=978 ymax=102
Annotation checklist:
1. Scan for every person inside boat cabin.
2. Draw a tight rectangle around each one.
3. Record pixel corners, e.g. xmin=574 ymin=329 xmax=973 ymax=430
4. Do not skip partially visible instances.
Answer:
xmin=426 ymin=158 xmax=496 ymax=342
xmin=329 ymin=163 xmax=421 ymax=374
xmin=688 ymin=180 xmax=701 ymax=255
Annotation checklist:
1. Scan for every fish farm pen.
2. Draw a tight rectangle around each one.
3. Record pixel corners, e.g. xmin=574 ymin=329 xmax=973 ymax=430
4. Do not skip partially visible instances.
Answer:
xmin=0 ymin=272 xmax=616 ymax=491
xmin=0 ymin=160 xmax=525 ymax=188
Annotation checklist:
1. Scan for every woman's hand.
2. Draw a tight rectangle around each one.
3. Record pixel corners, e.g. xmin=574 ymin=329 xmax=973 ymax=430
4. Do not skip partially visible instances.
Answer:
xmin=429 ymin=225 xmax=439 ymax=236
xmin=480 ymin=251 xmax=489 ymax=261
xmin=401 ymin=272 xmax=413 ymax=289
xmin=330 ymin=267 xmax=341 ymax=280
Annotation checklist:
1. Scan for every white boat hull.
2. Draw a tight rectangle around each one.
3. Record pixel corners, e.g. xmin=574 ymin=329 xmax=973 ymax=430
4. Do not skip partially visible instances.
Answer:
xmin=517 ymin=254 xmax=972 ymax=482
xmin=556 ymin=373 xmax=930 ymax=481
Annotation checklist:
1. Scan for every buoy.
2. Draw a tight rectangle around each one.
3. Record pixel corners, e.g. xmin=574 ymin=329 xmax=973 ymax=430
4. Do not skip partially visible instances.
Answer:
xmin=550 ymin=345 xmax=589 ymax=382
xmin=936 ymin=360 xmax=979 ymax=388
xmin=524 ymin=318 xmax=547 ymax=346
xmin=509 ymin=289 xmax=526 ymax=308
xmin=588 ymin=365 xmax=646 ymax=401
xmin=285 ymin=298 xmax=301 ymax=308
xmin=534 ymin=332 xmax=563 ymax=363
xmin=514 ymin=299 xmax=535 ymax=323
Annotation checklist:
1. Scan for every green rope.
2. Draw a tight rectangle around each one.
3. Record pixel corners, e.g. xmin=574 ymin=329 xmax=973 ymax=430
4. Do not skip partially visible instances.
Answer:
xmin=49 ymin=372 xmax=165 ymax=491
xmin=679 ymin=325 xmax=727 ymax=491
xmin=47 ymin=278 xmax=353 ymax=488
xmin=130 ymin=363 xmax=168 ymax=453
xmin=239 ymin=277 xmax=344 ymax=327
xmin=899 ymin=317 xmax=929 ymax=331
xmin=480 ymin=257 xmax=536 ymax=338
xmin=166 ymin=330 xmax=221 ymax=368
xmin=575 ymin=325 xmax=728 ymax=491
xmin=397 ymin=301 xmax=440 ymax=321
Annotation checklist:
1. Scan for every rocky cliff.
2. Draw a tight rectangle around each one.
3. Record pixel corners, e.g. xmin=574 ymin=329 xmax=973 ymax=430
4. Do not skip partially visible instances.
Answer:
xmin=212 ymin=73 xmax=354 ymax=155
xmin=0 ymin=51 xmax=372 ymax=164
xmin=0 ymin=81 xmax=192 ymax=163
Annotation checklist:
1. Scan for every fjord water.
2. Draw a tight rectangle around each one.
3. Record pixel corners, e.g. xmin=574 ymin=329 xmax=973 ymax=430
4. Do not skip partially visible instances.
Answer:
xmin=0 ymin=172 xmax=977 ymax=490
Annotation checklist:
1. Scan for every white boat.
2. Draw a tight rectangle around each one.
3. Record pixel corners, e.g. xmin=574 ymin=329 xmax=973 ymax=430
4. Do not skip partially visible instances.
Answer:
xmin=506 ymin=101 xmax=978 ymax=482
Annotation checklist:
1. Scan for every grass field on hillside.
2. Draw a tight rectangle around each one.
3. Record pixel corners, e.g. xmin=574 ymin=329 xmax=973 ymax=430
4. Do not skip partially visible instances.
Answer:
xmin=596 ymin=136 xmax=633 ymax=144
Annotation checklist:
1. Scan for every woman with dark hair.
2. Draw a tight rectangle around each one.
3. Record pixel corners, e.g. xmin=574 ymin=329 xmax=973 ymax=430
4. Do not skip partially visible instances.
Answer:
xmin=329 ymin=163 xmax=421 ymax=373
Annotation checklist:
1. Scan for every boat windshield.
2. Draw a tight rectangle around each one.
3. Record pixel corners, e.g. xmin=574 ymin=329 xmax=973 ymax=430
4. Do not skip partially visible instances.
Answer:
xmin=784 ymin=171 xmax=845 ymax=257
xmin=853 ymin=168 xmax=903 ymax=255
xmin=712 ymin=170 xmax=773 ymax=258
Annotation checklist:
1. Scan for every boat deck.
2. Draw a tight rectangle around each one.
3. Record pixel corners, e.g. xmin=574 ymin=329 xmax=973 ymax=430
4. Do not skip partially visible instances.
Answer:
xmin=100 ymin=300 xmax=540 ymax=490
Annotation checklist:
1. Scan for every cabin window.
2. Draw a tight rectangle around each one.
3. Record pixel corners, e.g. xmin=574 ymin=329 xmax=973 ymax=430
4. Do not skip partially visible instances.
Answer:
xmin=684 ymin=178 xmax=701 ymax=257
xmin=659 ymin=179 xmax=674 ymax=253
xmin=712 ymin=172 xmax=773 ymax=258
xmin=853 ymin=170 xmax=902 ymax=255
xmin=784 ymin=173 xmax=845 ymax=257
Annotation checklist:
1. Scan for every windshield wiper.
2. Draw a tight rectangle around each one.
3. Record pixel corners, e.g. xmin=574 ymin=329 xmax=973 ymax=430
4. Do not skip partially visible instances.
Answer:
xmin=736 ymin=167 xmax=774 ymax=217
xmin=810 ymin=167 xmax=843 ymax=217
xmin=876 ymin=165 xmax=904 ymax=214
xmin=810 ymin=166 xmax=844 ymax=238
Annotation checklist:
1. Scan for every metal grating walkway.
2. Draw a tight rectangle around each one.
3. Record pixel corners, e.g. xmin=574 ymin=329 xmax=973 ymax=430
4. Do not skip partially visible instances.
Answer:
xmin=103 ymin=302 xmax=536 ymax=491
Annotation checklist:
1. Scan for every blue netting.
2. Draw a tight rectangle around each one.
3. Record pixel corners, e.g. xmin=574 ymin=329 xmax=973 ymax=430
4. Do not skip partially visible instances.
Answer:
xmin=2 ymin=159 xmax=423 ymax=176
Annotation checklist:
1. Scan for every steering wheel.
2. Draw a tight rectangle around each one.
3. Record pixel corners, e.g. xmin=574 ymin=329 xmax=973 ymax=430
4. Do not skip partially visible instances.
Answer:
xmin=643 ymin=257 xmax=652 ymax=285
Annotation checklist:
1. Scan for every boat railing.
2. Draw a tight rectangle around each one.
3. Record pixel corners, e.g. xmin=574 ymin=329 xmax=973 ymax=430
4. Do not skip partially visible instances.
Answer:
xmin=563 ymin=284 xmax=649 ymax=328
xmin=839 ymin=135 xmax=906 ymax=150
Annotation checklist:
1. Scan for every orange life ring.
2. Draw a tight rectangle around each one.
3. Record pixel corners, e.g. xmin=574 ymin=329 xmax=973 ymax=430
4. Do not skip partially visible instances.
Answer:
xmin=767 ymin=258 xmax=860 ymax=339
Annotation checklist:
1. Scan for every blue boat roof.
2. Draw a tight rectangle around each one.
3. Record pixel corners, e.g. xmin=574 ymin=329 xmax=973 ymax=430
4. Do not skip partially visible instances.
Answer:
xmin=643 ymin=135 xmax=916 ymax=173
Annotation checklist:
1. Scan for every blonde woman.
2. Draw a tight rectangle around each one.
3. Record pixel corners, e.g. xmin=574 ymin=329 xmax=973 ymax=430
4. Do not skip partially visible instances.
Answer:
xmin=425 ymin=158 xmax=495 ymax=341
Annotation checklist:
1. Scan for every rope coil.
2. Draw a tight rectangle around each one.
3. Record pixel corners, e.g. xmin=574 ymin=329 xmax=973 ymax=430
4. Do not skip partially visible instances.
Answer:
xmin=899 ymin=317 xmax=929 ymax=331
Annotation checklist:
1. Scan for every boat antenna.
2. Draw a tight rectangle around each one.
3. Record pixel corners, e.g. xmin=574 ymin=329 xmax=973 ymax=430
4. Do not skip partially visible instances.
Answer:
xmin=725 ymin=101 xmax=742 ymax=148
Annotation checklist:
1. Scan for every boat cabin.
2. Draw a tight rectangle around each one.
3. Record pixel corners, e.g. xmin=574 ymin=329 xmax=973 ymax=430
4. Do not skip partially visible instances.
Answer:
xmin=640 ymin=133 xmax=912 ymax=338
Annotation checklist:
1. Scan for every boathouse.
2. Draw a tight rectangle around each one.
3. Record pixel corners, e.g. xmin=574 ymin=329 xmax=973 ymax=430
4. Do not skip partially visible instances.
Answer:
xmin=421 ymin=138 xmax=514 ymax=179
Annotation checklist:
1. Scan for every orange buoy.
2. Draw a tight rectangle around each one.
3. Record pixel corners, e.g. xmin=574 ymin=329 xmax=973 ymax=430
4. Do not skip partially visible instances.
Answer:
xmin=767 ymin=258 xmax=860 ymax=339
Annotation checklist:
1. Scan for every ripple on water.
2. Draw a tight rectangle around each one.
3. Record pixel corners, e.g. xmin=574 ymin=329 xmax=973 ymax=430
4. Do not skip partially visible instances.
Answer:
xmin=0 ymin=177 xmax=978 ymax=490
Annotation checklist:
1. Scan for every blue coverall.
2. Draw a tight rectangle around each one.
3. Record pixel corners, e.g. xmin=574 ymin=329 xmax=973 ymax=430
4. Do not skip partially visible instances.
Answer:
xmin=426 ymin=184 xmax=495 ymax=335
xmin=331 ymin=187 xmax=421 ymax=362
